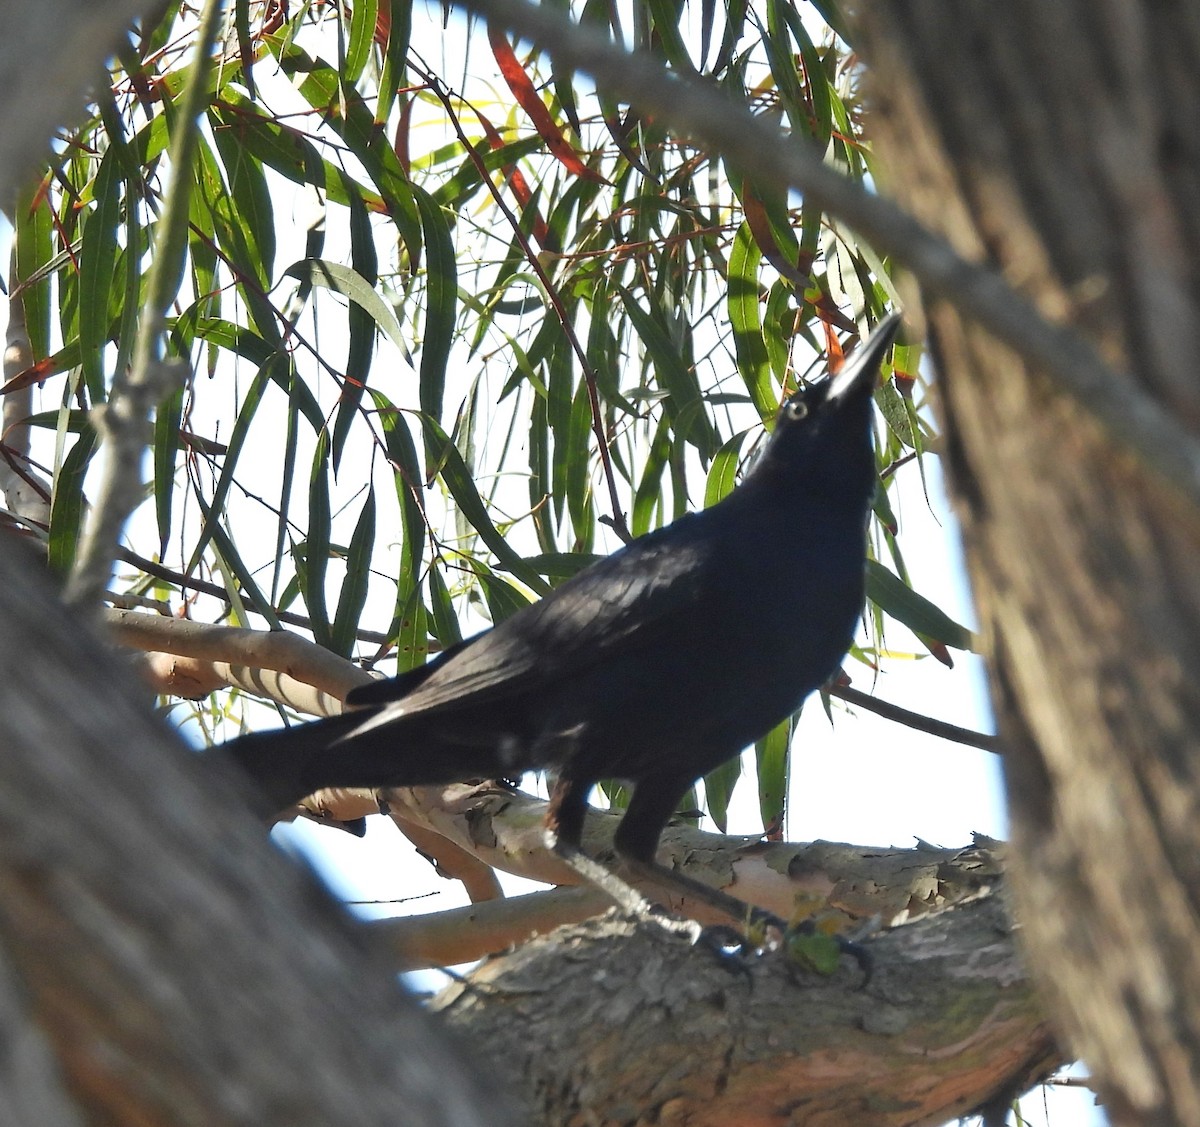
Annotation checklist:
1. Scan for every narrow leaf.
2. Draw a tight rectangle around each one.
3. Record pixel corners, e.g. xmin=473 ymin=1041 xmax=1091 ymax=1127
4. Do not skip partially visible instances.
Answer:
xmin=865 ymin=560 xmax=976 ymax=652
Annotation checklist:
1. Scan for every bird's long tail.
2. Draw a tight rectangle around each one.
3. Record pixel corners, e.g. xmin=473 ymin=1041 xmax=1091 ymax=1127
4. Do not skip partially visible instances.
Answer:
xmin=216 ymin=709 xmax=517 ymax=818
xmin=216 ymin=711 xmax=371 ymax=815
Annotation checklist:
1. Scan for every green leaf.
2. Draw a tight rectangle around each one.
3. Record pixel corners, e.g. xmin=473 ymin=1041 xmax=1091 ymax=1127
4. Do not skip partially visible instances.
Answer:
xmin=343 ymin=0 xmax=377 ymax=85
xmin=728 ymin=223 xmax=777 ymax=419
xmin=303 ymin=430 xmax=334 ymax=649
xmin=704 ymin=429 xmax=752 ymax=508
xmin=755 ymin=714 xmax=792 ymax=835
xmin=785 ymin=930 xmax=843 ymax=976
xmin=426 ymin=562 xmax=463 ymax=648
xmin=212 ymin=120 xmax=277 ymax=286
xmin=372 ymin=390 xmax=436 ymax=668
xmin=420 ymin=416 xmax=551 ymax=596
xmin=865 ymin=560 xmax=976 ymax=651
xmin=631 ymin=419 xmax=672 ymax=538
xmin=273 ymin=362 xmax=302 ymax=605
xmin=472 ymin=563 xmax=533 ymax=624
xmin=518 ymin=552 xmax=604 ymax=578
xmin=414 ymin=187 xmax=456 ymax=436
xmin=194 ymin=488 xmax=282 ymax=629
xmin=376 ymin=1 xmax=412 ymax=126
xmin=284 ymin=258 xmax=407 ymax=353
xmin=183 ymin=355 xmax=275 ymax=574
xmin=13 ymin=184 xmax=54 ymax=360
xmin=703 ymin=755 xmax=741 ymax=834
xmin=48 ymin=426 xmax=98 ymax=576
xmin=332 ymin=487 xmax=376 ymax=658
xmin=566 ymin=381 xmax=596 ymax=550
xmin=270 ymin=39 xmax=422 ymax=256
xmin=333 ymin=173 xmax=378 ymax=468
xmin=78 ymin=149 xmax=121 ymax=402
xmin=154 ymin=384 xmax=184 ymax=555
xmin=210 ymin=94 xmax=385 ymax=212
xmin=618 ymin=286 xmax=717 ymax=456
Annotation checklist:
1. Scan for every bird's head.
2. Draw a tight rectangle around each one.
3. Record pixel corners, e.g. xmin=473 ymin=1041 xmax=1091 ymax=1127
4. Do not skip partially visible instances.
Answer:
xmin=755 ymin=312 xmax=902 ymax=502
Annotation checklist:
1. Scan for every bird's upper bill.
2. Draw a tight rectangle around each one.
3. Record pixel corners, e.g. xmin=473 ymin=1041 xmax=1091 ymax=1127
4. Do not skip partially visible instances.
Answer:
xmin=825 ymin=311 xmax=903 ymax=404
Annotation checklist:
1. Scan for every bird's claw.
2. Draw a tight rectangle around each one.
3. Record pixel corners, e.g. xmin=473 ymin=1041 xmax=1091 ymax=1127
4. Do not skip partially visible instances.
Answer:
xmin=782 ymin=919 xmax=873 ymax=987
xmin=690 ymin=915 xmax=873 ymax=987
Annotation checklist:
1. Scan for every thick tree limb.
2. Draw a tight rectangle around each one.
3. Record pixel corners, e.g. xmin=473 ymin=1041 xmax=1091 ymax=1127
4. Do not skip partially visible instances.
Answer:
xmin=435 ymin=891 xmax=1061 ymax=1127
xmin=0 ymin=537 xmax=516 ymax=1123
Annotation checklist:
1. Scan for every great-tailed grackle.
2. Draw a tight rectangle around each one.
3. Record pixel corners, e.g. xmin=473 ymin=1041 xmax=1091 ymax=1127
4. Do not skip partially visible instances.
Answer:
xmin=222 ymin=312 xmax=901 ymax=936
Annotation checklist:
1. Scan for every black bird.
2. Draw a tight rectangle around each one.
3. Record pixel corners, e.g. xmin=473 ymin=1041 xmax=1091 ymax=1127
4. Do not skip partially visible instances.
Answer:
xmin=222 ymin=312 xmax=901 ymax=933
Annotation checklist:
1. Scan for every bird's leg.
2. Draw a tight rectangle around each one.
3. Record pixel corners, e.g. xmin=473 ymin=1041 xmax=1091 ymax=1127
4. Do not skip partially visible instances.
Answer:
xmin=611 ymin=775 xmax=788 ymax=941
xmin=616 ymin=777 xmax=872 ymax=978
xmin=545 ymin=778 xmax=701 ymax=941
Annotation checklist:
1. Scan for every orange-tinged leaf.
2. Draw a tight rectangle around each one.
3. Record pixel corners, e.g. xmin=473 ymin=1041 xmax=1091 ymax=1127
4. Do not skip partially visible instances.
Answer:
xmin=924 ymin=638 xmax=955 ymax=668
xmin=1 ymin=357 xmax=58 ymax=394
xmin=823 ymin=321 xmax=845 ymax=371
xmin=477 ymin=111 xmax=552 ymax=249
xmin=374 ymin=4 xmax=391 ymax=45
xmin=811 ymin=290 xmax=857 ymax=334
xmin=742 ymin=187 xmax=809 ymax=287
xmin=488 ymin=25 xmax=607 ymax=184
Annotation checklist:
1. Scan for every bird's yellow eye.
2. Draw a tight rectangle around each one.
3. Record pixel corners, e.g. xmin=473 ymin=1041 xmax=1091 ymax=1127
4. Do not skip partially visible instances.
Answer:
xmin=786 ymin=399 xmax=809 ymax=421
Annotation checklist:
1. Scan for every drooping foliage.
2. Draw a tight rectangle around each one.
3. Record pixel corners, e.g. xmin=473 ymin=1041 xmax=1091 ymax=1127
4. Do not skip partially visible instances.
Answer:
xmin=3 ymin=0 xmax=969 ymax=831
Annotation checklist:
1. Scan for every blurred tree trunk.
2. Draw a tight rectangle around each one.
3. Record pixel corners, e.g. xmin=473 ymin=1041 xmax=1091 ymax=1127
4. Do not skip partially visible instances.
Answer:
xmin=858 ymin=5 xmax=1200 ymax=1124
xmin=0 ymin=5 xmax=512 ymax=1124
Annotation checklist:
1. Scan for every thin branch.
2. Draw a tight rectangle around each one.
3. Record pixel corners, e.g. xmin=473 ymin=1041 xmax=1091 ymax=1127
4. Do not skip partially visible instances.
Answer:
xmin=107 ymin=608 xmax=374 ymax=702
xmin=458 ymin=0 xmax=1200 ymax=513
xmin=367 ymin=886 xmax=611 ymax=971
xmin=830 ymin=683 xmax=999 ymax=753
xmin=114 ymin=548 xmax=394 ymax=645
xmin=64 ymin=0 xmax=224 ymax=612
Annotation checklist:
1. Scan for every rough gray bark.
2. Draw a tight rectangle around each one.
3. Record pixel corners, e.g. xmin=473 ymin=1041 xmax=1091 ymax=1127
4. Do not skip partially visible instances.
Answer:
xmin=857 ymin=4 xmax=1200 ymax=1124
xmin=436 ymin=893 xmax=1058 ymax=1127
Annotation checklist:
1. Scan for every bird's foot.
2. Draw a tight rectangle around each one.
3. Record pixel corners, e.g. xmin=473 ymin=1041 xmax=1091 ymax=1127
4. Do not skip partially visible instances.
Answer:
xmin=640 ymin=904 xmax=705 ymax=944
xmin=693 ymin=914 xmax=872 ymax=986
xmin=781 ymin=919 xmax=873 ymax=987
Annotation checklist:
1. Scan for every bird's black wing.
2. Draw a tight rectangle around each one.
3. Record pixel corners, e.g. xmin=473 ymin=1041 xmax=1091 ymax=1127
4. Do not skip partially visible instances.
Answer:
xmin=343 ymin=514 xmax=725 ymax=737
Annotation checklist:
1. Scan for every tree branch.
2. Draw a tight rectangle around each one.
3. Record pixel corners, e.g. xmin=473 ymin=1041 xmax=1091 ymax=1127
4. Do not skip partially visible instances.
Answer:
xmin=832 ymin=683 xmax=999 ymax=753
xmin=435 ymin=889 xmax=1061 ymax=1126
xmin=63 ymin=0 xmax=225 ymax=612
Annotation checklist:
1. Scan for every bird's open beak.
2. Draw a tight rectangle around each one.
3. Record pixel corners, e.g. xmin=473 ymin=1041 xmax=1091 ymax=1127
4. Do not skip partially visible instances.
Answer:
xmin=826 ymin=311 xmax=903 ymax=403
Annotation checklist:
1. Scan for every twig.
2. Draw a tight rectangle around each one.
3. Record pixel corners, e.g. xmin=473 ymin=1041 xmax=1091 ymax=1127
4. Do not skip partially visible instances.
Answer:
xmin=457 ymin=0 xmax=1200 ymax=513
xmin=830 ymin=683 xmax=999 ymax=753
xmin=64 ymin=0 xmax=223 ymax=612
xmin=113 ymin=548 xmax=391 ymax=642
